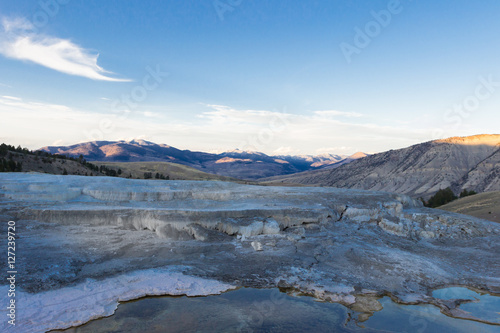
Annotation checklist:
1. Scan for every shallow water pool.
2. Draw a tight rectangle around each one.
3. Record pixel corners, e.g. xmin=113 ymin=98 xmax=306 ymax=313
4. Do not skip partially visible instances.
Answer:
xmin=57 ymin=287 xmax=500 ymax=332
xmin=432 ymin=286 xmax=500 ymax=325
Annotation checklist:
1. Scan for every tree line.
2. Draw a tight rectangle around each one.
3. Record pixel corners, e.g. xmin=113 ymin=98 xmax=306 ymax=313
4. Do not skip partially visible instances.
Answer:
xmin=422 ymin=187 xmax=477 ymax=208
xmin=143 ymin=172 xmax=169 ymax=180
xmin=0 ymin=143 xmax=116 ymax=175
xmin=0 ymin=143 xmax=172 ymax=180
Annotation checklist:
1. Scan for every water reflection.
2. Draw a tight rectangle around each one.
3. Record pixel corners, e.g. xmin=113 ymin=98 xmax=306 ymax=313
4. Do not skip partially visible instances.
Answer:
xmin=57 ymin=287 xmax=499 ymax=333
xmin=432 ymin=286 xmax=500 ymax=324
xmin=364 ymin=297 xmax=498 ymax=333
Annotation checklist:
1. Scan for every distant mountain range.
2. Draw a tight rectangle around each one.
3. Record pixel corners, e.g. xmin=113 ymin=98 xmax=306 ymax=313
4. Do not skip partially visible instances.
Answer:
xmin=1 ymin=143 xmax=236 ymax=181
xmin=37 ymin=134 xmax=500 ymax=197
xmin=263 ymin=134 xmax=500 ymax=198
xmin=39 ymin=140 xmax=367 ymax=180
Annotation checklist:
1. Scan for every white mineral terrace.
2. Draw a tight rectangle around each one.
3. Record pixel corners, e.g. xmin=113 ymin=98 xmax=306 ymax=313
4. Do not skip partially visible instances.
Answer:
xmin=0 ymin=173 xmax=499 ymax=331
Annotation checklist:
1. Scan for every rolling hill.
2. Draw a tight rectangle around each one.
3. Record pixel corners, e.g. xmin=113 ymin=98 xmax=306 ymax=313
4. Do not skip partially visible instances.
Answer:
xmin=0 ymin=144 xmax=242 ymax=182
xmin=262 ymin=134 xmax=500 ymax=198
xmin=94 ymin=161 xmax=240 ymax=182
xmin=0 ymin=144 xmax=104 ymax=176
xmin=39 ymin=139 xmax=365 ymax=180
xmin=440 ymin=191 xmax=500 ymax=223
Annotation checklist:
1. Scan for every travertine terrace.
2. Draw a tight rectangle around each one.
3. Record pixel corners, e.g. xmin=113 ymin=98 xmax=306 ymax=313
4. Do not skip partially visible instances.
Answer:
xmin=1 ymin=173 xmax=499 ymax=331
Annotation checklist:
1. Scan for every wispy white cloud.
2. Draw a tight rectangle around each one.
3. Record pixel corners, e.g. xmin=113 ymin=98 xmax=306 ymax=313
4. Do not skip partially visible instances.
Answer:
xmin=272 ymin=146 xmax=297 ymax=155
xmin=199 ymin=104 xmax=286 ymax=125
xmin=2 ymin=95 xmax=21 ymax=101
xmin=315 ymin=147 xmax=352 ymax=155
xmin=140 ymin=111 xmax=162 ymax=118
xmin=0 ymin=95 xmax=70 ymax=111
xmin=0 ymin=97 xmax=431 ymax=155
xmin=191 ymin=104 xmax=427 ymax=153
xmin=313 ymin=110 xmax=363 ymax=118
xmin=0 ymin=17 xmax=130 ymax=82
xmin=2 ymin=17 xmax=32 ymax=32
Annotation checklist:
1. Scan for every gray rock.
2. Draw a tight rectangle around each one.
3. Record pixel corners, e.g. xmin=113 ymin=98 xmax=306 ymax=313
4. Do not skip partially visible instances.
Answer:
xmin=0 ymin=173 xmax=498 ymax=331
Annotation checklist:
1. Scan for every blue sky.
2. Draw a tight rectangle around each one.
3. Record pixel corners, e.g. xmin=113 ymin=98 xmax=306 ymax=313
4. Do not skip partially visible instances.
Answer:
xmin=0 ymin=0 xmax=499 ymax=155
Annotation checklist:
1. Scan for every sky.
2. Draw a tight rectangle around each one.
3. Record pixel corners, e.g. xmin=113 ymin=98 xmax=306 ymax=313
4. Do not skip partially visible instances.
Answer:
xmin=0 ymin=0 xmax=499 ymax=156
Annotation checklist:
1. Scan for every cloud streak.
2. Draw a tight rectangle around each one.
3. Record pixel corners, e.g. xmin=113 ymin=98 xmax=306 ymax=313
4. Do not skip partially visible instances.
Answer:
xmin=2 ymin=95 xmax=21 ymax=101
xmin=191 ymin=104 xmax=429 ymax=153
xmin=313 ymin=110 xmax=363 ymax=118
xmin=0 ymin=17 xmax=130 ymax=82
xmin=0 ymin=97 xmax=435 ymax=155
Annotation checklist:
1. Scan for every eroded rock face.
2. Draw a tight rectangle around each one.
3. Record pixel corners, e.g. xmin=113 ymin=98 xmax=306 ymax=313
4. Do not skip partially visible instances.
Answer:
xmin=264 ymin=134 xmax=500 ymax=198
xmin=0 ymin=173 xmax=499 ymax=331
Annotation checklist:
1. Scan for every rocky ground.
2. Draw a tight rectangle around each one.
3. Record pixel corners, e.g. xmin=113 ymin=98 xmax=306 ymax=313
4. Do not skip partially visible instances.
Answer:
xmin=0 ymin=173 xmax=499 ymax=332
